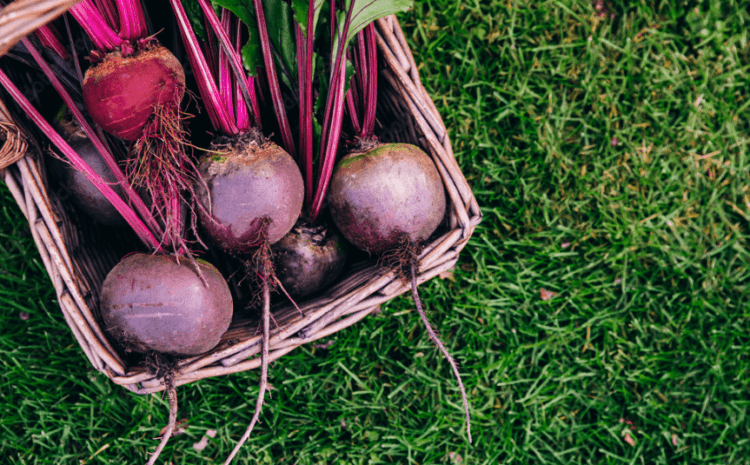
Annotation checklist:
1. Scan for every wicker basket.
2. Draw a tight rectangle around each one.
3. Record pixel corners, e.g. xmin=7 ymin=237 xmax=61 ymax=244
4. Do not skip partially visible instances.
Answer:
xmin=0 ymin=3 xmax=482 ymax=394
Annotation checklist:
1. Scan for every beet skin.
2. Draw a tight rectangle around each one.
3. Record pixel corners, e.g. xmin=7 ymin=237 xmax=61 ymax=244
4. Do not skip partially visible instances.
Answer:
xmin=82 ymin=45 xmax=185 ymax=141
xmin=273 ymin=221 xmax=348 ymax=298
xmin=100 ymin=253 xmax=233 ymax=356
xmin=328 ymin=143 xmax=446 ymax=254
xmin=195 ymin=134 xmax=304 ymax=253
xmin=55 ymin=138 xmax=126 ymax=227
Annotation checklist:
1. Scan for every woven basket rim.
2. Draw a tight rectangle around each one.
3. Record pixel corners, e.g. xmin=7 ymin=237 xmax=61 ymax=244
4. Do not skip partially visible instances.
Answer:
xmin=0 ymin=10 xmax=482 ymax=394
xmin=0 ymin=0 xmax=82 ymax=59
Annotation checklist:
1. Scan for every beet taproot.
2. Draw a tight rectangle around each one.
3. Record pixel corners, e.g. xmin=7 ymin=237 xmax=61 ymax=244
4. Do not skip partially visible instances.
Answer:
xmin=82 ymin=44 xmax=185 ymax=141
xmin=272 ymin=220 xmax=348 ymax=298
xmin=195 ymin=133 xmax=304 ymax=254
xmin=100 ymin=253 xmax=233 ymax=356
xmin=328 ymin=143 xmax=446 ymax=255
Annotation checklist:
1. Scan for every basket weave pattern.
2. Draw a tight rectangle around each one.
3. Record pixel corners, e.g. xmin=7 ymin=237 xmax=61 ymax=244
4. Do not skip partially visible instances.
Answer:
xmin=0 ymin=11 xmax=481 ymax=394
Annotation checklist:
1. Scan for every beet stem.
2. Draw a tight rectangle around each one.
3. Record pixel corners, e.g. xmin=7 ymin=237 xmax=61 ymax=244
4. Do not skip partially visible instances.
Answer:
xmin=145 ymin=384 xmax=177 ymax=465
xmin=356 ymin=29 xmax=368 ymax=113
xmin=361 ymin=23 xmax=378 ymax=138
xmin=69 ymin=0 xmax=123 ymax=51
xmin=252 ymin=0 xmax=297 ymax=158
xmin=171 ymin=0 xmax=238 ymax=135
xmin=346 ymin=84 xmax=362 ymax=135
xmin=224 ymin=275 xmax=270 ymax=465
xmin=234 ymin=16 xmax=257 ymax=131
xmin=309 ymin=57 xmax=346 ymax=222
xmin=302 ymin=0 xmax=317 ymax=206
xmin=115 ymin=0 xmax=148 ymax=41
xmin=295 ymin=23 xmax=307 ymax=180
xmin=310 ymin=2 xmax=357 ymax=221
xmin=410 ymin=263 xmax=472 ymax=444
xmin=218 ymin=10 xmax=236 ymax=124
xmin=93 ymin=0 xmax=120 ymax=31
xmin=197 ymin=0 xmax=258 ymax=131
xmin=34 ymin=24 xmax=70 ymax=60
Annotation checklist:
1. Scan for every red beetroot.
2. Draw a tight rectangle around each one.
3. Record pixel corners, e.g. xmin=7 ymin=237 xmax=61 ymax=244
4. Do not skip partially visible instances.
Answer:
xmin=82 ymin=45 xmax=186 ymax=141
xmin=55 ymin=137 xmax=127 ymax=227
xmin=328 ymin=143 xmax=446 ymax=254
xmin=195 ymin=133 xmax=304 ymax=253
xmin=100 ymin=253 xmax=233 ymax=356
xmin=273 ymin=220 xmax=348 ymax=298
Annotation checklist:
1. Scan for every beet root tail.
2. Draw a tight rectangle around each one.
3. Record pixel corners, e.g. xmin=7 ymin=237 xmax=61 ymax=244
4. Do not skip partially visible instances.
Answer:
xmin=145 ymin=382 xmax=178 ymax=465
xmin=224 ymin=263 xmax=271 ymax=464
xmin=410 ymin=263 xmax=472 ymax=444
xmin=128 ymin=103 xmax=198 ymax=252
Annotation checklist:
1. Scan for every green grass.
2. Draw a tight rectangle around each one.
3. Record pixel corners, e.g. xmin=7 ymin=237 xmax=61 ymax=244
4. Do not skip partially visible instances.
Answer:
xmin=2 ymin=0 xmax=750 ymax=463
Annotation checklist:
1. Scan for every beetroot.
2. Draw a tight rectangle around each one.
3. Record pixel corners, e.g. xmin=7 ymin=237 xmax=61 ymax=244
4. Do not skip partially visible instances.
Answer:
xmin=195 ymin=133 xmax=304 ymax=254
xmin=54 ymin=138 xmax=127 ymax=227
xmin=328 ymin=141 xmax=472 ymax=443
xmin=82 ymin=44 xmax=185 ymax=141
xmin=328 ymin=143 xmax=446 ymax=254
xmin=100 ymin=253 xmax=233 ymax=356
xmin=273 ymin=220 xmax=348 ymax=298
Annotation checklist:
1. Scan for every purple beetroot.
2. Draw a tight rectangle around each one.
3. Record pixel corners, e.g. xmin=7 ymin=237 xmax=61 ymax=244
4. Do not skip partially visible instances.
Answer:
xmin=100 ymin=253 xmax=233 ymax=356
xmin=273 ymin=220 xmax=348 ymax=299
xmin=195 ymin=132 xmax=304 ymax=254
xmin=54 ymin=137 xmax=127 ymax=227
xmin=328 ymin=143 xmax=446 ymax=254
xmin=328 ymin=142 xmax=471 ymax=443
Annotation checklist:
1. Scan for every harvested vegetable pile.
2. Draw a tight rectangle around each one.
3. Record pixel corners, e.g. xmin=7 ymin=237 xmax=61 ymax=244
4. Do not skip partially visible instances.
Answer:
xmin=0 ymin=0 xmax=473 ymax=462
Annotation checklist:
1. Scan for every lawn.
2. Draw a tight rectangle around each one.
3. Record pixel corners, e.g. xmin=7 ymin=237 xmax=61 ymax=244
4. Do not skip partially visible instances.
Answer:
xmin=2 ymin=0 xmax=750 ymax=463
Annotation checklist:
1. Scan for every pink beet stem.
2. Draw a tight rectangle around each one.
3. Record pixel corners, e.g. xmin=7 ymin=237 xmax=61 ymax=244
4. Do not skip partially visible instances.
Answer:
xmin=234 ymin=16 xmax=263 ymax=131
xmin=92 ymin=0 xmax=119 ymax=31
xmin=356 ymin=28 xmax=368 ymax=115
xmin=310 ymin=2 xmax=356 ymax=222
xmin=310 ymin=58 xmax=346 ymax=221
xmin=197 ymin=0 xmax=258 ymax=132
xmin=361 ymin=23 xmax=378 ymax=138
xmin=218 ymin=10 xmax=235 ymax=124
xmin=253 ymin=0 xmax=297 ymax=159
xmin=69 ymin=0 xmax=123 ymax=51
xmin=245 ymin=76 xmax=262 ymax=131
xmin=115 ymin=0 xmax=147 ymax=41
xmin=21 ymin=37 xmax=165 ymax=242
xmin=295 ymin=23 xmax=308 ymax=201
xmin=234 ymin=17 xmax=252 ymax=131
xmin=0 ymin=69 xmax=160 ymax=250
xmin=202 ymin=13 xmax=219 ymax=77
xmin=34 ymin=24 xmax=71 ymax=60
xmin=235 ymin=14 xmax=261 ymax=130
xmin=346 ymin=85 xmax=361 ymax=135
xmin=171 ymin=0 xmax=238 ymax=135
xmin=302 ymin=0 xmax=316 ymax=207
